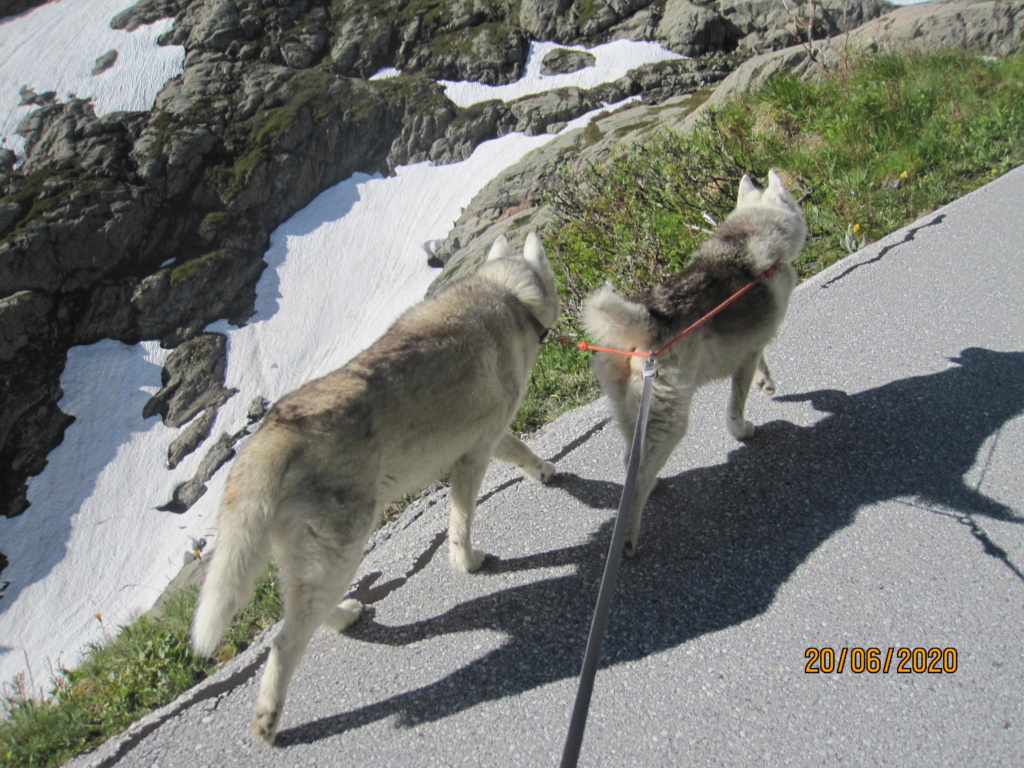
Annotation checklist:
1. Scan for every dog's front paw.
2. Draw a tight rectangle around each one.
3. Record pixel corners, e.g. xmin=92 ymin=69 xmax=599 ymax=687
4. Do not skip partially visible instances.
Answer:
xmin=729 ymin=417 xmax=755 ymax=440
xmin=449 ymin=544 xmax=486 ymax=573
xmin=251 ymin=706 xmax=280 ymax=744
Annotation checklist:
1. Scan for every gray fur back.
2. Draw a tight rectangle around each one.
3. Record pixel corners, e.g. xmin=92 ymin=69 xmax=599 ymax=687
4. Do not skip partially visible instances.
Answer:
xmin=639 ymin=172 xmax=806 ymax=343
xmin=643 ymin=223 xmax=780 ymax=341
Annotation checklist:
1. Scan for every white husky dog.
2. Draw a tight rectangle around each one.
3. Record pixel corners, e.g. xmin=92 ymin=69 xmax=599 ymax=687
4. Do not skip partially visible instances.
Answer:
xmin=191 ymin=233 xmax=559 ymax=742
xmin=582 ymin=170 xmax=806 ymax=557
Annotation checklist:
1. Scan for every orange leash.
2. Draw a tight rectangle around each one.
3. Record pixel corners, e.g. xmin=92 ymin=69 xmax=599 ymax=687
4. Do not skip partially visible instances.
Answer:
xmin=566 ymin=339 xmax=652 ymax=358
xmin=559 ymin=261 xmax=779 ymax=361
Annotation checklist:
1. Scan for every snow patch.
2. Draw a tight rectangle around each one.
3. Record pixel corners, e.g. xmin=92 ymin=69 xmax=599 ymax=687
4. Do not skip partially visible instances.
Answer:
xmin=369 ymin=67 xmax=402 ymax=80
xmin=439 ymin=39 xmax=683 ymax=107
xmin=0 ymin=0 xmax=184 ymax=156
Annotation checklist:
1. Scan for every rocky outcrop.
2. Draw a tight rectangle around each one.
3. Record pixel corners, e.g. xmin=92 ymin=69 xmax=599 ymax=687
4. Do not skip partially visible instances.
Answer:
xmin=0 ymin=17 xmax=461 ymax=517
xmin=844 ymin=0 xmax=1024 ymax=56
xmin=426 ymin=88 xmax=714 ymax=294
xmin=159 ymin=395 xmax=267 ymax=512
xmin=683 ymin=0 xmax=1024 ymax=131
xmin=431 ymin=0 xmax=1024 ymax=292
xmin=142 ymin=332 xmax=235 ymax=429
xmin=513 ymin=0 xmax=891 ymax=55
xmin=159 ymin=432 xmax=236 ymax=512
xmin=651 ymin=0 xmax=736 ymax=55
xmin=719 ymin=0 xmax=893 ymax=53
xmin=0 ymin=0 xmax=51 ymax=19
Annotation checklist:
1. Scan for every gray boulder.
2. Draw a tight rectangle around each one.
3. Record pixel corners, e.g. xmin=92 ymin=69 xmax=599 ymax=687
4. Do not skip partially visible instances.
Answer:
xmin=510 ymin=87 xmax=606 ymax=136
xmin=576 ymin=0 xmax=654 ymax=38
xmin=167 ymin=408 xmax=217 ymax=470
xmin=141 ymin=332 xmax=236 ymax=429
xmin=427 ymin=100 xmax=517 ymax=165
xmin=280 ymin=27 xmax=329 ymax=68
xmin=402 ymin=23 xmax=531 ymax=85
xmin=91 ymin=50 xmax=119 ymax=76
xmin=182 ymin=0 xmax=243 ymax=53
xmin=541 ymin=47 xmax=597 ymax=75
xmin=655 ymin=0 xmax=735 ymax=55
xmin=159 ymin=432 xmax=236 ymax=512
xmin=518 ymin=0 xmax=575 ymax=40
xmin=160 ymin=395 xmax=268 ymax=512
xmin=130 ymin=250 xmax=266 ymax=345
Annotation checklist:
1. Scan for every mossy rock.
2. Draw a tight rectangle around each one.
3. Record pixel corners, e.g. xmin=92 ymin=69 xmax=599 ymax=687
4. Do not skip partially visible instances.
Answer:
xmin=169 ymin=248 xmax=242 ymax=286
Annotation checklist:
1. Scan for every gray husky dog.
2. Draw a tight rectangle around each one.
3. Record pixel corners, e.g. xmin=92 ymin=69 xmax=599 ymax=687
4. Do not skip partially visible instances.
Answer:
xmin=191 ymin=232 xmax=559 ymax=743
xmin=582 ymin=170 xmax=806 ymax=557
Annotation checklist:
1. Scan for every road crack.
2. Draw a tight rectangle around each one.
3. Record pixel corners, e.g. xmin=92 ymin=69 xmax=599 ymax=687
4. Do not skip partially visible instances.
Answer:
xmin=819 ymin=214 xmax=946 ymax=290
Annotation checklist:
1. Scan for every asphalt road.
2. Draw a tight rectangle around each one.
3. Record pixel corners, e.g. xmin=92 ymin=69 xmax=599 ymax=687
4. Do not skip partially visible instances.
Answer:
xmin=71 ymin=166 xmax=1024 ymax=767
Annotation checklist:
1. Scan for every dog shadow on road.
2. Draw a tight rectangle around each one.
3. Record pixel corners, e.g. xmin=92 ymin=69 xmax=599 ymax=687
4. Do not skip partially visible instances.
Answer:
xmin=275 ymin=347 xmax=1024 ymax=746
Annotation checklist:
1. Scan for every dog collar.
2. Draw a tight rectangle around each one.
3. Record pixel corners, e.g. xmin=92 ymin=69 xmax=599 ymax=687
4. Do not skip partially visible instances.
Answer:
xmin=527 ymin=313 xmax=551 ymax=344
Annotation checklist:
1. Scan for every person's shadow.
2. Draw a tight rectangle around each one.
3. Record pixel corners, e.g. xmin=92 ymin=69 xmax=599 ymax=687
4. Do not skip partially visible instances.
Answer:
xmin=276 ymin=347 xmax=1024 ymax=746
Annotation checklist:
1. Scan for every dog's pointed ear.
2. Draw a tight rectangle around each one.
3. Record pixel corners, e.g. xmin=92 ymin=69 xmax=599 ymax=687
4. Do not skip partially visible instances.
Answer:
xmin=486 ymin=235 xmax=510 ymax=262
xmin=737 ymin=173 xmax=759 ymax=204
xmin=767 ymin=169 xmax=785 ymax=193
xmin=523 ymin=232 xmax=557 ymax=300
xmin=522 ymin=232 xmax=549 ymax=270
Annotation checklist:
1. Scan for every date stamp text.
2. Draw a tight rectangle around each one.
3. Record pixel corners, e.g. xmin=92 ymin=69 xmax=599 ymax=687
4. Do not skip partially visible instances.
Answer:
xmin=804 ymin=647 xmax=958 ymax=674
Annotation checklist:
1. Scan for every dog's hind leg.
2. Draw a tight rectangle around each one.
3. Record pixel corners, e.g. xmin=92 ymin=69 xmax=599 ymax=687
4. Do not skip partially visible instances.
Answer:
xmin=322 ymin=598 xmax=363 ymax=632
xmin=448 ymin=451 xmax=492 ymax=572
xmin=728 ymin=352 xmax=764 ymax=440
xmin=252 ymin=505 xmax=373 ymax=744
xmin=625 ymin=405 xmax=692 ymax=558
xmin=493 ymin=432 xmax=555 ymax=483
xmin=752 ymin=352 xmax=776 ymax=396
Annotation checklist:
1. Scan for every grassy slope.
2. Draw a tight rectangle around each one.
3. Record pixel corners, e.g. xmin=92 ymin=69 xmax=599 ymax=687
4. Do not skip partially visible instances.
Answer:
xmin=3 ymin=46 xmax=1023 ymax=767
xmin=513 ymin=48 xmax=1024 ymax=433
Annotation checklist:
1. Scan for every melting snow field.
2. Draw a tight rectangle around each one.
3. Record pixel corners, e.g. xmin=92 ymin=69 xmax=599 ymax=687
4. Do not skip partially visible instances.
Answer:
xmin=0 ymin=0 xmax=184 ymax=155
xmin=438 ymin=39 xmax=682 ymax=106
xmin=0 ymin=9 xmax=682 ymax=689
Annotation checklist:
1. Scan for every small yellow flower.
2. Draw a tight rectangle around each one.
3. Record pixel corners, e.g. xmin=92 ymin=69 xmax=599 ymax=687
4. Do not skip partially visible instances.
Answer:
xmin=899 ymin=170 xmax=908 ymax=179
xmin=991 ymin=168 xmax=999 ymax=175
xmin=852 ymin=223 xmax=861 ymax=233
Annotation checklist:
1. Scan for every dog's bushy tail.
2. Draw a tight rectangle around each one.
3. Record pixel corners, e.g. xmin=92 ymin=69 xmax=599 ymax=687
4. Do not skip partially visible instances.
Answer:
xmin=191 ymin=426 xmax=295 ymax=658
xmin=582 ymin=283 xmax=655 ymax=352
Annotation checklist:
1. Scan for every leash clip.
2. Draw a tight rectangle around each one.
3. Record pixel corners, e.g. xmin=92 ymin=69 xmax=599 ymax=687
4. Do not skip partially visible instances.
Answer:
xmin=642 ymin=355 xmax=658 ymax=379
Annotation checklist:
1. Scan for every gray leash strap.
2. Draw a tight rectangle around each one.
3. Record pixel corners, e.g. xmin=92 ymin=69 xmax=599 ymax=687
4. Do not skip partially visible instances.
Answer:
xmin=560 ymin=356 xmax=658 ymax=768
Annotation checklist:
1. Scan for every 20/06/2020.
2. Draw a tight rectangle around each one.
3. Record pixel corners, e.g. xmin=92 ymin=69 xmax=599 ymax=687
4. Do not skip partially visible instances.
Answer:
xmin=804 ymin=647 xmax=958 ymax=674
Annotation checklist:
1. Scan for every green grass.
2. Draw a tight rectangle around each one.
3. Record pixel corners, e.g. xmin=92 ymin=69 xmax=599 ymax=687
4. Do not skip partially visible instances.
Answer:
xmin=514 ymin=48 xmax=1024 ymax=431
xmin=0 ymin=570 xmax=282 ymax=767
xmin=3 ymin=46 xmax=1023 ymax=768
